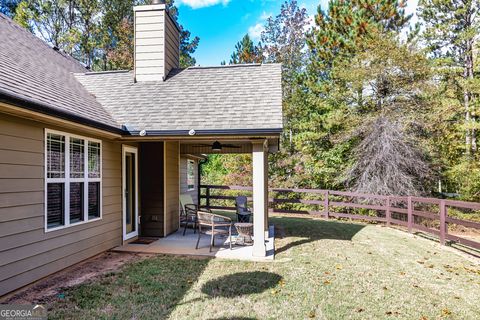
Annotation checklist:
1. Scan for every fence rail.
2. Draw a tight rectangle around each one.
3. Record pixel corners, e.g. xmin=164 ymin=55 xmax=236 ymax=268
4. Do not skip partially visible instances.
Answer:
xmin=200 ymin=184 xmax=480 ymax=250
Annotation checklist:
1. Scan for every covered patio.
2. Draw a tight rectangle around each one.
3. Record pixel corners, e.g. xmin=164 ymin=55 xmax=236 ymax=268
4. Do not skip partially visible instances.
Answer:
xmin=114 ymin=136 xmax=280 ymax=260
xmin=113 ymin=225 xmax=275 ymax=261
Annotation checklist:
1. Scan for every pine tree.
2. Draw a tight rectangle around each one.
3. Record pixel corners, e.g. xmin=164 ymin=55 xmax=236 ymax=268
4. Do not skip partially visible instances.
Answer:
xmin=281 ymin=0 xmax=416 ymax=191
xmin=418 ymin=0 xmax=480 ymax=157
xmin=307 ymin=0 xmax=411 ymax=80
xmin=229 ymin=34 xmax=263 ymax=64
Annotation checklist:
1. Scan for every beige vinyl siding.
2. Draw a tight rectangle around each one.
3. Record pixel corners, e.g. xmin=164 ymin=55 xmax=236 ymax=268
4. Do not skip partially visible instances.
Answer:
xmin=164 ymin=13 xmax=179 ymax=76
xmin=164 ymin=141 xmax=179 ymax=236
xmin=134 ymin=9 xmax=166 ymax=82
xmin=179 ymin=156 xmax=198 ymax=205
xmin=0 ymin=113 xmax=123 ymax=296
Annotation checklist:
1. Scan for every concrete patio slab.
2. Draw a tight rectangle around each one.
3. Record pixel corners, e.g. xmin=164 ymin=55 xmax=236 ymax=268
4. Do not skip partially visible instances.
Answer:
xmin=112 ymin=226 xmax=275 ymax=261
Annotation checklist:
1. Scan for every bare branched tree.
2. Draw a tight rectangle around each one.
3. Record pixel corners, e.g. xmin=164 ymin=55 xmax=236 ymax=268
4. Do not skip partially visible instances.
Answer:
xmin=346 ymin=117 xmax=433 ymax=196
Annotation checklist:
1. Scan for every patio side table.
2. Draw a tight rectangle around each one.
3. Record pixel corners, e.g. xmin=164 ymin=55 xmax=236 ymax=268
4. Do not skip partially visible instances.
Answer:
xmin=234 ymin=222 xmax=254 ymax=245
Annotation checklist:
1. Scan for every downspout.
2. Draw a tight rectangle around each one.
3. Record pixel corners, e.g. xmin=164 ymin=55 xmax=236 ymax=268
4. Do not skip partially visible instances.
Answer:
xmin=198 ymin=156 xmax=209 ymax=207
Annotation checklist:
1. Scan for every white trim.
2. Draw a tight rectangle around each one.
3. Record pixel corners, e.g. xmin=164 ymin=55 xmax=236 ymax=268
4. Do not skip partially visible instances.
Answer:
xmin=178 ymin=143 xmax=181 ymax=230
xmin=252 ymin=140 xmax=268 ymax=257
xmin=44 ymin=129 xmax=103 ymax=232
xmin=163 ymin=142 xmax=167 ymax=237
xmin=186 ymin=158 xmax=196 ymax=191
xmin=122 ymin=145 xmax=139 ymax=241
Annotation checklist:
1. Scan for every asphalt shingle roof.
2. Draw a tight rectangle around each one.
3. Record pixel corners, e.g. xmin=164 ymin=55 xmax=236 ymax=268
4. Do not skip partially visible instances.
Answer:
xmin=0 ymin=14 xmax=283 ymax=135
xmin=0 ymin=13 xmax=119 ymax=128
xmin=74 ymin=64 xmax=283 ymax=133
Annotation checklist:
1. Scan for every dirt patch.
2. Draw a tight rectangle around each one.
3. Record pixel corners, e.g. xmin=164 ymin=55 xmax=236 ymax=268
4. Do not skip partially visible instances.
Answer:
xmin=1 ymin=251 xmax=156 ymax=305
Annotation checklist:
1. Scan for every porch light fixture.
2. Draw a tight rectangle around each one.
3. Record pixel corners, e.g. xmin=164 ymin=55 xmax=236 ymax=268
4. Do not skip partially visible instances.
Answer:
xmin=212 ymin=141 xmax=222 ymax=151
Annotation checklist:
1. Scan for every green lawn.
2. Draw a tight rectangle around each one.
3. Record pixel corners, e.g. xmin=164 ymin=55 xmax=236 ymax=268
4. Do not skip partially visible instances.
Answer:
xmin=48 ymin=215 xmax=480 ymax=320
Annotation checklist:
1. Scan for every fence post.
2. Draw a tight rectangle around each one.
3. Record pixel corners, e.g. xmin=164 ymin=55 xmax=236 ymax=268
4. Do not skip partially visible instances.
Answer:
xmin=206 ymin=186 xmax=211 ymax=210
xmin=407 ymin=196 xmax=413 ymax=233
xmin=386 ymin=196 xmax=391 ymax=227
xmin=440 ymin=200 xmax=446 ymax=246
xmin=324 ymin=190 xmax=329 ymax=219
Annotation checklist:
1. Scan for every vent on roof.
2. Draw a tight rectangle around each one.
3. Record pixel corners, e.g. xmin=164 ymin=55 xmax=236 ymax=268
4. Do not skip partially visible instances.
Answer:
xmin=133 ymin=1 xmax=180 ymax=82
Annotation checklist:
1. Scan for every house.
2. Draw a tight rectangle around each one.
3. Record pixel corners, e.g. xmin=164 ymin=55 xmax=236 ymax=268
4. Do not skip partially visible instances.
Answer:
xmin=0 ymin=2 xmax=282 ymax=296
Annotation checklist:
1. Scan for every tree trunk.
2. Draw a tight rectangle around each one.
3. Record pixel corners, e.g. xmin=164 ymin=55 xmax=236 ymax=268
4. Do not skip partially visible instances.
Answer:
xmin=464 ymin=7 xmax=475 ymax=157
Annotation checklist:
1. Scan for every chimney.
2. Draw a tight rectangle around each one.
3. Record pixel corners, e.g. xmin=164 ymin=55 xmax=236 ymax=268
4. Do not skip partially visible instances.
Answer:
xmin=133 ymin=0 xmax=180 ymax=82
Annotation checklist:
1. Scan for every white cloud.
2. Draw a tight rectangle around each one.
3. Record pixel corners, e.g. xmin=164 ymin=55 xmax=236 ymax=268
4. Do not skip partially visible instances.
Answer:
xmin=260 ymin=11 xmax=272 ymax=20
xmin=247 ymin=11 xmax=271 ymax=41
xmin=177 ymin=0 xmax=230 ymax=9
xmin=248 ymin=23 xmax=264 ymax=41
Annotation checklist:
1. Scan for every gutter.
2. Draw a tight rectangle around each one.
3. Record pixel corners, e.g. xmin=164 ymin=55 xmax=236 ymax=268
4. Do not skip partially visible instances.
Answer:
xmin=0 ymin=90 xmax=126 ymax=135
xmin=126 ymin=128 xmax=284 ymax=137
xmin=198 ymin=156 xmax=209 ymax=206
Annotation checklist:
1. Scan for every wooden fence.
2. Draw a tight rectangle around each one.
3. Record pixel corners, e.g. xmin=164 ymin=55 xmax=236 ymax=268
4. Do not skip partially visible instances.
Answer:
xmin=200 ymin=184 xmax=480 ymax=250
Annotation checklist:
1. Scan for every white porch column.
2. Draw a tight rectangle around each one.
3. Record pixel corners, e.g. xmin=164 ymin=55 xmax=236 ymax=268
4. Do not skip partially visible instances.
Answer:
xmin=252 ymin=140 xmax=268 ymax=257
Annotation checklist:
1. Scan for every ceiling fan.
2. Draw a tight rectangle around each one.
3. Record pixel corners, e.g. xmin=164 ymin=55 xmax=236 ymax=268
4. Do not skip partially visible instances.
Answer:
xmin=190 ymin=141 xmax=241 ymax=151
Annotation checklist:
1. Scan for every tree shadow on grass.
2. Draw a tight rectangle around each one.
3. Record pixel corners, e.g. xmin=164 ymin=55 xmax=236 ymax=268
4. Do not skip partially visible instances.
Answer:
xmin=47 ymin=255 xmax=213 ymax=320
xmin=271 ymin=216 xmax=366 ymax=255
xmin=201 ymin=271 xmax=282 ymax=298
xmin=207 ymin=317 xmax=257 ymax=320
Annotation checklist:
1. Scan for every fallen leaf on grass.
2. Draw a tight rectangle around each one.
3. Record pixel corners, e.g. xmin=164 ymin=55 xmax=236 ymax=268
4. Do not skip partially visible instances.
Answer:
xmin=442 ymin=308 xmax=452 ymax=316
xmin=323 ymin=280 xmax=331 ymax=285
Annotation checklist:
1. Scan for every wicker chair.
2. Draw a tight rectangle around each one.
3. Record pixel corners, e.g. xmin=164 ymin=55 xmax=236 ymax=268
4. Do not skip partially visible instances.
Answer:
xmin=235 ymin=196 xmax=252 ymax=222
xmin=195 ymin=211 xmax=233 ymax=252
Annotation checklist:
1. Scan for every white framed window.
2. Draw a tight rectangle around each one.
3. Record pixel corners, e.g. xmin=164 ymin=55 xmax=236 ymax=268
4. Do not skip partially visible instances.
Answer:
xmin=187 ymin=159 xmax=196 ymax=191
xmin=45 ymin=129 xmax=102 ymax=231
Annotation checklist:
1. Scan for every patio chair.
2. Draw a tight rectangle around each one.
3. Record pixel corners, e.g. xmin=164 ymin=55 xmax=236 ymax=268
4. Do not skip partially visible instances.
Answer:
xmin=195 ymin=211 xmax=233 ymax=252
xmin=180 ymin=194 xmax=200 ymax=236
xmin=235 ymin=196 xmax=252 ymax=223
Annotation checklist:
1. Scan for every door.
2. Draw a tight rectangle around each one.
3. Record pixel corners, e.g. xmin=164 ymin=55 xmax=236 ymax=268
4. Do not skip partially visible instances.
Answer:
xmin=123 ymin=146 xmax=138 ymax=240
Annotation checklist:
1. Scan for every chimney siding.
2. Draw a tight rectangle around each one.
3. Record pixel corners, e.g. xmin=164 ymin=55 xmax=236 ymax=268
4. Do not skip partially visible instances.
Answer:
xmin=134 ymin=4 xmax=180 ymax=82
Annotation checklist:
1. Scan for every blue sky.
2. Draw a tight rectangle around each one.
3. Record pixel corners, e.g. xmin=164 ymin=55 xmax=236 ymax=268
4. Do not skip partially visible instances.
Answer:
xmin=176 ymin=0 xmax=418 ymax=66
xmin=175 ymin=0 xmax=323 ymax=66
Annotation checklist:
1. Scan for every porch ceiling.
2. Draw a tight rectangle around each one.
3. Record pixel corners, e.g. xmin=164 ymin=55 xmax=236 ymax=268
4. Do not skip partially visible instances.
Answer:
xmin=180 ymin=138 xmax=279 ymax=154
